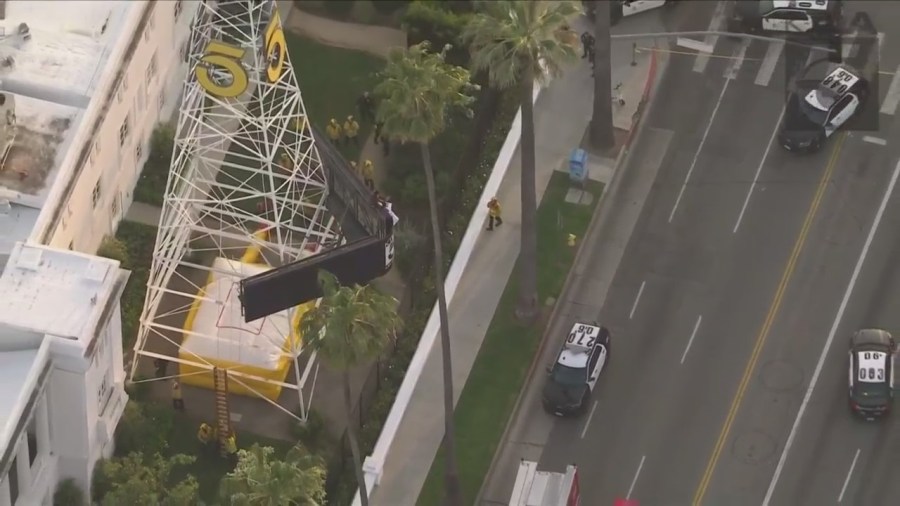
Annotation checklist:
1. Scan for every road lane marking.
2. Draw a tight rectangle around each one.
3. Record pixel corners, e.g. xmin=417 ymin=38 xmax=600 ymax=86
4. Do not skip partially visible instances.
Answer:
xmin=627 ymin=455 xmax=646 ymax=500
xmin=842 ymin=29 xmax=859 ymax=60
xmin=723 ymin=39 xmax=751 ymax=80
xmin=692 ymin=1 xmax=728 ymax=74
xmin=755 ymin=40 xmax=785 ymax=87
xmin=693 ymin=133 xmax=848 ymax=506
xmin=668 ymin=79 xmax=731 ymax=223
xmin=838 ymin=449 xmax=862 ymax=503
xmin=762 ymin=152 xmax=900 ymax=506
xmin=629 ymin=280 xmax=646 ymax=319
xmin=681 ymin=315 xmax=703 ymax=365
xmin=879 ymin=64 xmax=900 ymax=115
xmin=677 ymin=38 xmax=714 ymax=53
xmin=862 ymin=136 xmax=887 ymax=146
xmin=580 ymin=401 xmax=599 ymax=439
xmin=733 ymin=106 xmax=786 ymax=234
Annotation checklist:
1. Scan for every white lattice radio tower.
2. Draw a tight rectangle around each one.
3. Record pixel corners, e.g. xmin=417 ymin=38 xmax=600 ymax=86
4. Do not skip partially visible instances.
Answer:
xmin=130 ymin=0 xmax=338 ymax=422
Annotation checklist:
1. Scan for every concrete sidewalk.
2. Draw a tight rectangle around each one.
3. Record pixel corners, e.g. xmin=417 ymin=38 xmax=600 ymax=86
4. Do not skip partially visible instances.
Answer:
xmin=365 ymin=36 xmax=657 ymax=506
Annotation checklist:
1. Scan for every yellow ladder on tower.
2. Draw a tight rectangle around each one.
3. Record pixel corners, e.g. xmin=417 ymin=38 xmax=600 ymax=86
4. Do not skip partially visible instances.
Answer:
xmin=213 ymin=367 xmax=231 ymax=455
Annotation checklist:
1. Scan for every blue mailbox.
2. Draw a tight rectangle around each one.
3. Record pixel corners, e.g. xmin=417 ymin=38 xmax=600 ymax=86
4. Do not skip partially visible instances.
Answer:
xmin=569 ymin=148 xmax=588 ymax=184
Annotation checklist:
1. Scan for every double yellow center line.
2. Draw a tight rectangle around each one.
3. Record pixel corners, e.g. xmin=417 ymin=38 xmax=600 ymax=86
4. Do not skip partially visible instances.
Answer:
xmin=692 ymin=133 xmax=848 ymax=505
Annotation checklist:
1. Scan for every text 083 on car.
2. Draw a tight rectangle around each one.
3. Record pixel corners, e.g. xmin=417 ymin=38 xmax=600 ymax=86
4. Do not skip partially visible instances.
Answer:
xmin=543 ymin=322 xmax=611 ymax=417
xmin=848 ymin=329 xmax=895 ymax=421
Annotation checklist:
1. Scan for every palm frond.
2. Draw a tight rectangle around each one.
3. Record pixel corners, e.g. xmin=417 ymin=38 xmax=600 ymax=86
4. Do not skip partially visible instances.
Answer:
xmin=464 ymin=0 xmax=580 ymax=91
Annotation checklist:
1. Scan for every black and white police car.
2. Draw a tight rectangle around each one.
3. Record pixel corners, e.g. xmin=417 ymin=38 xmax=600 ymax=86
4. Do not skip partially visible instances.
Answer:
xmin=584 ymin=1 xmax=674 ymax=25
xmin=542 ymin=322 xmax=610 ymax=417
xmin=848 ymin=329 xmax=895 ymax=420
xmin=731 ymin=0 xmax=842 ymax=36
xmin=778 ymin=65 xmax=868 ymax=152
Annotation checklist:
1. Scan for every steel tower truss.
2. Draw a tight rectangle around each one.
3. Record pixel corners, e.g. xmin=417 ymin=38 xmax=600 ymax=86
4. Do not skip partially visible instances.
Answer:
xmin=130 ymin=0 xmax=337 ymax=422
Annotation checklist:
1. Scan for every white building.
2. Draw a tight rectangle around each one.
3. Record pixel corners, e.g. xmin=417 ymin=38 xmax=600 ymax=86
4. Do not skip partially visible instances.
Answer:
xmin=0 ymin=0 xmax=198 ymax=256
xmin=0 ymin=0 xmax=201 ymax=503
xmin=0 ymin=242 xmax=129 ymax=505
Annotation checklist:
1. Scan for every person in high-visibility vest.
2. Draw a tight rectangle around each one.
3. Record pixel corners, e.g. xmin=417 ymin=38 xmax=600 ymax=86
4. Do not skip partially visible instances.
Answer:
xmin=325 ymin=118 xmax=342 ymax=144
xmin=171 ymin=381 xmax=184 ymax=411
xmin=224 ymin=433 xmax=238 ymax=463
xmin=343 ymin=115 xmax=360 ymax=146
xmin=487 ymin=197 xmax=503 ymax=231
xmin=197 ymin=423 xmax=213 ymax=445
xmin=362 ymin=160 xmax=375 ymax=190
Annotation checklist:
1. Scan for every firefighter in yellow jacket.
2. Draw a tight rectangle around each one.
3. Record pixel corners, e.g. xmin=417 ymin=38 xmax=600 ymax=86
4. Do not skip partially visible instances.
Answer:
xmin=343 ymin=115 xmax=360 ymax=146
xmin=325 ymin=118 xmax=342 ymax=144
xmin=487 ymin=197 xmax=503 ymax=231
xmin=362 ymin=160 xmax=375 ymax=190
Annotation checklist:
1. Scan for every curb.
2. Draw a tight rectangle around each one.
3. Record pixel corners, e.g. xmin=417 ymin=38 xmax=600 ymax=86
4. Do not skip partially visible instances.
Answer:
xmin=475 ymin=47 xmax=663 ymax=504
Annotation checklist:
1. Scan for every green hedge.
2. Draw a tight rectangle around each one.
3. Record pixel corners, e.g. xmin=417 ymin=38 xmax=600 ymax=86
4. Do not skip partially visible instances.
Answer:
xmin=402 ymin=1 xmax=472 ymax=67
xmin=133 ymin=125 xmax=175 ymax=207
xmin=104 ymin=222 xmax=158 ymax=350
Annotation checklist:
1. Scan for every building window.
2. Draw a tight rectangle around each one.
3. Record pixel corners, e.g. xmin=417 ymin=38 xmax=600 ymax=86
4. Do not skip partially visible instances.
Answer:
xmin=148 ymin=52 xmax=158 ymax=81
xmin=26 ymin=416 xmax=37 ymax=466
xmin=145 ymin=12 xmax=155 ymax=40
xmin=135 ymin=141 xmax=143 ymax=162
xmin=180 ymin=40 xmax=189 ymax=63
xmin=92 ymin=180 xmax=102 ymax=209
xmin=68 ymin=241 xmax=74 ymax=250
xmin=119 ymin=115 xmax=130 ymax=146
xmin=175 ymin=0 xmax=183 ymax=20
xmin=8 ymin=456 xmax=18 ymax=504
xmin=116 ymin=86 xmax=123 ymax=103
xmin=158 ymin=91 xmax=166 ymax=110
xmin=98 ymin=372 xmax=112 ymax=414
xmin=111 ymin=192 xmax=121 ymax=218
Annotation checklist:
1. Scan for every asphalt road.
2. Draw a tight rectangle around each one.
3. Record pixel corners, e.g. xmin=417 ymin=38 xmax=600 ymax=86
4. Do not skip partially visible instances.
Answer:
xmin=535 ymin=2 xmax=900 ymax=505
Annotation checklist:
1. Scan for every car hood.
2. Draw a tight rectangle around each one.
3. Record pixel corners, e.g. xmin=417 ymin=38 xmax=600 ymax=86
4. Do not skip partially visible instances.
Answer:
xmin=543 ymin=380 xmax=587 ymax=407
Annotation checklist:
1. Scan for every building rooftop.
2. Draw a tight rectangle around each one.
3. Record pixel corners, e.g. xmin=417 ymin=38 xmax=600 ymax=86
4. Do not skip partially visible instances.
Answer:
xmin=0 ymin=0 xmax=133 ymax=245
xmin=0 ymin=242 xmax=125 ymax=341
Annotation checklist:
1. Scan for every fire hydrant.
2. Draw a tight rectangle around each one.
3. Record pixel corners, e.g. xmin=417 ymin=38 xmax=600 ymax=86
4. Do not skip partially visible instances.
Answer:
xmin=567 ymin=234 xmax=577 ymax=247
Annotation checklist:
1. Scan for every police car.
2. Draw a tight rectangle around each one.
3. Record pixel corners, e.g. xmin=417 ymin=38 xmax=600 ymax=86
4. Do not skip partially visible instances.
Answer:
xmin=542 ymin=322 xmax=611 ymax=417
xmin=583 ymin=1 xmax=674 ymax=25
xmin=778 ymin=65 xmax=868 ymax=152
xmin=848 ymin=329 xmax=895 ymax=420
xmin=731 ymin=0 xmax=842 ymax=36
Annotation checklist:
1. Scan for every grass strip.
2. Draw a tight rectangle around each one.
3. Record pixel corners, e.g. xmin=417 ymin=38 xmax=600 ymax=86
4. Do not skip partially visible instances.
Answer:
xmin=417 ymin=171 xmax=605 ymax=505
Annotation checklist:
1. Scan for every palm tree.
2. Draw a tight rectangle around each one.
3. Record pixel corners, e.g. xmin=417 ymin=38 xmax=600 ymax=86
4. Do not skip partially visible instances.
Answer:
xmin=298 ymin=271 xmax=402 ymax=506
xmin=219 ymin=443 xmax=327 ymax=505
xmin=373 ymin=42 xmax=477 ymax=506
xmin=464 ymin=1 xmax=579 ymax=321
xmin=590 ymin=0 xmax=615 ymax=149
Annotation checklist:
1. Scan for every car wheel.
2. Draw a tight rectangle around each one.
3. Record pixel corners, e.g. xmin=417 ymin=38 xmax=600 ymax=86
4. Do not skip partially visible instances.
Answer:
xmin=580 ymin=391 xmax=591 ymax=415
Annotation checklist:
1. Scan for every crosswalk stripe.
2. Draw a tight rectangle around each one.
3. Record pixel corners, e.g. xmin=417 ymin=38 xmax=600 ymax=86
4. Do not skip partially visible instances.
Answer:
xmin=724 ymin=39 xmax=751 ymax=80
xmin=692 ymin=1 xmax=729 ymax=74
xmin=755 ymin=40 xmax=785 ymax=87
xmin=880 ymin=64 xmax=900 ymax=116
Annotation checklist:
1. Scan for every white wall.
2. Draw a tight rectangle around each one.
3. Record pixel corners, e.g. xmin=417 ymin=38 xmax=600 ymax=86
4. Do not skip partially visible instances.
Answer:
xmin=46 ymin=304 xmax=128 ymax=500
xmin=47 ymin=0 xmax=199 ymax=253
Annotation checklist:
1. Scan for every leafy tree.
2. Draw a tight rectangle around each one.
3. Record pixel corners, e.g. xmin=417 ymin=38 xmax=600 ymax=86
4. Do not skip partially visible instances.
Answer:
xmin=373 ymin=41 xmax=476 ymax=505
xmin=53 ymin=478 xmax=85 ymax=506
xmin=219 ymin=443 xmax=327 ymax=506
xmin=463 ymin=0 xmax=579 ymax=320
xmin=298 ymin=271 xmax=402 ymax=506
xmin=93 ymin=452 xmax=198 ymax=506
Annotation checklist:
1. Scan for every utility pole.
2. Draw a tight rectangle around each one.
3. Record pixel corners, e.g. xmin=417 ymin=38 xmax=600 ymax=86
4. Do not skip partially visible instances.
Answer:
xmin=589 ymin=0 xmax=615 ymax=151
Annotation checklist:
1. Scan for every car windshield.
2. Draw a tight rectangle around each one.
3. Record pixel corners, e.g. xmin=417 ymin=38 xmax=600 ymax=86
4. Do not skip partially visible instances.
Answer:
xmin=786 ymin=92 xmax=826 ymax=130
xmin=551 ymin=364 xmax=586 ymax=386
xmin=855 ymin=381 xmax=890 ymax=401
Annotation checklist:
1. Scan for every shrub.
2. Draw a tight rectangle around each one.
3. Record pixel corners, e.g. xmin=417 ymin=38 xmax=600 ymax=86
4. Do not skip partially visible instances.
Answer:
xmin=352 ymin=0 xmax=377 ymax=24
xmin=96 ymin=236 xmax=129 ymax=265
xmin=114 ymin=400 xmax=174 ymax=457
xmin=291 ymin=410 xmax=333 ymax=455
xmin=393 ymin=223 xmax=427 ymax=278
xmin=53 ymin=479 xmax=85 ymax=506
xmin=323 ymin=0 xmax=355 ymax=19
xmin=372 ymin=0 xmax=410 ymax=15
xmin=133 ymin=124 xmax=176 ymax=207
xmin=402 ymin=1 xmax=472 ymax=67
